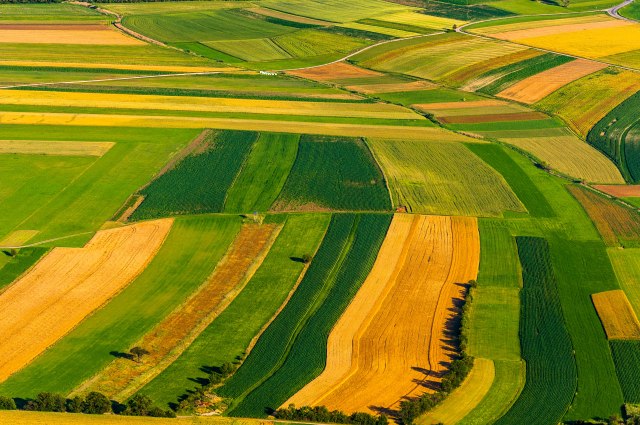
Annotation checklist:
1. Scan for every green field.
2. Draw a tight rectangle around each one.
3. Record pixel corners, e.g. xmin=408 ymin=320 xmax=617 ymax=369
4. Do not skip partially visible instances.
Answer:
xmin=369 ymin=139 xmax=524 ymax=216
xmin=140 ymin=213 xmax=330 ymax=407
xmin=0 ymin=216 xmax=241 ymax=397
xmin=0 ymin=247 xmax=48 ymax=290
xmin=610 ymin=340 xmax=640 ymax=403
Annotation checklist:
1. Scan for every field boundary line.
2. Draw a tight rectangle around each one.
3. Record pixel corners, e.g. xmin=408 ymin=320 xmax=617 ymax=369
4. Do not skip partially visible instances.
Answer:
xmin=0 ymin=231 xmax=94 ymax=250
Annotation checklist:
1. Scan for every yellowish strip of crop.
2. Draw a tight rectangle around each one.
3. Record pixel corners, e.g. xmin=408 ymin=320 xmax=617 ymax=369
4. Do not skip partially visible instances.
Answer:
xmin=0 ymin=90 xmax=422 ymax=120
xmin=376 ymin=11 xmax=464 ymax=29
xmin=472 ymin=13 xmax=612 ymax=35
xmin=0 ymin=230 xmax=39 ymax=247
xmin=0 ymin=29 xmax=144 ymax=45
xmin=0 ymin=60 xmax=230 ymax=73
xmin=0 ymin=140 xmax=114 ymax=156
xmin=592 ymin=289 xmax=640 ymax=339
xmin=0 ymin=111 xmax=478 ymax=142
xmin=339 ymin=22 xmax=419 ymax=37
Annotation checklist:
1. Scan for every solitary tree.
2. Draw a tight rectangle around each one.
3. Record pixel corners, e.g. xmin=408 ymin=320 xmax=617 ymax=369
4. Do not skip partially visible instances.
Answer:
xmin=130 ymin=347 xmax=150 ymax=363
xmin=82 ymin=392 xmax=112 ymax=414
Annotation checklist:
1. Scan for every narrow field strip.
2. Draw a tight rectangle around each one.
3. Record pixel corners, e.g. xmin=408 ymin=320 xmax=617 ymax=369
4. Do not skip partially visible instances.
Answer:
xmin=74 ymin=223 xmax=281 ymax=400
xmin=492 ymin=18 xmax=629 ymax=41
xmin=0 ymin=230 xmax=39 ymax=248
xmin=497 ymin=59 xmax=607 ymax=104
xmin=417 ymin=358 xmax=495 ymax=425
xmin=345 ymin=80 xmax=436 ymax=94
xmin=0 ymin=27 xmax=144 ymax=45
xmin=0 ymin=111 xmax=472 ymax=141
xmin=592 ymin=289 xmax=640 ymax=339
xmin=288 ymin=215 xmax=480 ymax=414
xmin=0 ymin=219 xmax=173 ymax=382
xmin=0 ymin=140 xmax=114 ymax=156
xmin=288 ymin=62 xmax=382 ymax=81
xmin=595 ymin=185 xmax=640 ymax=197
xmin=0 ymin=60 xmax=228 ymax=73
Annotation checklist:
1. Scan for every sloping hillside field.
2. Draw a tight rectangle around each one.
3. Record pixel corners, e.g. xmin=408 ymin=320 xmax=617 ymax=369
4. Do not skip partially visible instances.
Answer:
xmin=5 ymin=0 xmax=640 ymax=424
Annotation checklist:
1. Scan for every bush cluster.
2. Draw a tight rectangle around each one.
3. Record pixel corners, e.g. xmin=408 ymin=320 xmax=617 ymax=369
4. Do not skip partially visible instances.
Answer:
xmin=399 ymin=281 xmax=477 ymax=425
xmin=176 ymin=361 xmax=239 ymax=413
xmin=274 ymin=404 xmax=388 ymax=425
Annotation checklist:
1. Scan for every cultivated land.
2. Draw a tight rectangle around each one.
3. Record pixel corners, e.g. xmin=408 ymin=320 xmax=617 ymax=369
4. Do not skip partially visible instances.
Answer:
xmin=5 ymin=0 xmax=640 ymax=424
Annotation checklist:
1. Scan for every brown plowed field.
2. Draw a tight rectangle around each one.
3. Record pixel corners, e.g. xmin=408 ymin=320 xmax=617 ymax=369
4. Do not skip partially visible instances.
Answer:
xmin=0 ymin=219 xmax=173 ymax=382
xmin=594 ymin=185 xmax=640 ymax=198
xmin=497 ymin=59 xmax=607 ymax=104
xmin=286 ymin=215 xmax=480 ymax=414
xmin=75 ymin=223 xmax=280 ymax=399
xmin=592 ymin=289 xmax=640 ymax=339
xmin=438 ymin=111 xmax=547 ymax=124
xmin=288 ymin=62 xmax=382 ymax=81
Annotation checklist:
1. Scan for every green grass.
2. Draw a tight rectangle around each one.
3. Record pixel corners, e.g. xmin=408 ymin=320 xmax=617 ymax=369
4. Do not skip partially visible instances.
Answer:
xmin=273 ymin=29 xmax=367 ymax=58
xmin=467 ymin=144 xmax=554 ymax=218
xmin=368 ymin=139 xmax=524 ymax=217
xmin=447 ymin=118 xmax=563 ymax=133
xmin=206 ymin=38 xmax=291 ymax=62
xmin=122 ymin=9 xmax=297 ymax=43
xmin=224 ymin=133 xmax=299 ymax=214
xmin=226 ymin=214 xmax=391 ymax=418
xmin=132 ymin=130 xmax=257 ymax=220
xmin=609 ymin=248 xmax=640 ymax=318
xmin=0 ymin=247 xmax=48 ymax=290
xmin=0 ymin=3 xmax=108 ymax=23
xmin=621 ymin=0 xmax=640 ymax=20
xmin=610 ymin=340 xmax=640 ymax=403
xmin=0 ymin=215 xmax=241 ymax=397
xmin=139 ymin=213 xmax=331 ymax=408
xmin=273 ymin=136 xmax=391 ymax=211
xmin=373 ymin=88 xmax=485 ymax=105
xmin=494 ymin=237 xmax=577 ymax=425
xmin=420 ymin=1 xmax=515 ymax=21
xmin=260 ymin=0 xmax=411 ymax=22
xmin=218 ymin=214 xmax=357 ymax=403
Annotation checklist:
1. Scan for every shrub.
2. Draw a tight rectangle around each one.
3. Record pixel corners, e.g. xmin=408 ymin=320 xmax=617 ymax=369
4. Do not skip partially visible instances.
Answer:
xmin=66 ymin=396 xmax=83 ymax=413
xmin=0 ymin=396 xmax=16 ymax=410
xmin=25 ymin=393 xmax=66 ymax=412
xmin=82 ymin=392 xmax=112 ymax=414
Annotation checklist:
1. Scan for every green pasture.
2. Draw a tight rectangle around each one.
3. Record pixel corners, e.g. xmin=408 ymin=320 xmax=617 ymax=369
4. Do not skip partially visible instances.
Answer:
xmin=0 ymin=3 xmax=107 ymax=23
xmin=260 ymin=0 xmax=412 ymax=23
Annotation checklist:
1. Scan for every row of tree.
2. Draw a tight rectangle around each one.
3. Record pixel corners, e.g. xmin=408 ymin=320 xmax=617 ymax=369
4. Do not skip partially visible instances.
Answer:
xmin=0 ymin=392 xmax=175 ymax=418
xmin=399 ymin=280 xmax=478 ymax=425
xmin=274 ymin=404 xmax=388 ymax=425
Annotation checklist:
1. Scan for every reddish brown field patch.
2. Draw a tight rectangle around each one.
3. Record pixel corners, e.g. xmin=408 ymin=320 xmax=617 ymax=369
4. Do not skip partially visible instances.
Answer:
xmin=595 ymin=185 xmax=640 ymax=198
xmin=438 ymin=111 xmax=548 ymax=124
xmin=288 ymin=62 xmax=382 ymax=82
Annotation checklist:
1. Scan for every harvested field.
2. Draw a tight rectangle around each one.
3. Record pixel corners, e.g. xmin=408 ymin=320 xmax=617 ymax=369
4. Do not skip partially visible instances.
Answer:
xmin=287 ymin=215 xmax=480 ymax=414
xmin=74 ymin=223 xmax=280 ymax=400
xmin=592 ymin=290 xmax=640 ymax=340
xmin=288 ymin=62 xmax=382 ymax=82
xmin=497 ymin=59 xmax=607 ymax=104
xmin=345 ymin=80 xmax=436 ymax=94
xmin=501 ymin=135 xmax=624 ymax=184
xmin=0 ymin=230 xmax=39 ymax=248
xmin=491 ymin=19 xmax=628 ymax=41
xmin=0 ymin=26 xmax=144 ymax=45
xmin=568 ymin=185 xmax=640 ymax=246
xmin=0 ymin=140 xmax=114 ymax=156
xmin=0 ymin=111 xmax=472 ymax=141
xmin=595 ymin=185 xmax=640 ymax=198
xmin=438 ymin=111 xmax=548 ymax=124
xmin=0 ymin=219 xmax=172 ymax=382
xmin=417 ymin=358 xmax=495 ymax=425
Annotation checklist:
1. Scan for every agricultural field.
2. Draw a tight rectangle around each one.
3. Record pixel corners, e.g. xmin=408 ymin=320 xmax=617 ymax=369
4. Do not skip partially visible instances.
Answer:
xmin=5 ymin=0 xmax=640 ymax=424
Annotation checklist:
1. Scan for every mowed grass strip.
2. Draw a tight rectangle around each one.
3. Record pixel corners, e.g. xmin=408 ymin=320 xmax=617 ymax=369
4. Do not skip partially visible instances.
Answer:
xmin=272 ymin=136 xmax=391 ymax=212
xmin=494 ymin=237 xmax=577 ymax=425
xmin=225 ymin=214 xmax=392 ymax=417
xmin=0 ymin=140 xmax=114 ymax=156
xmin=0 ymin=219 xmax=173 ymax=383
xmin=0 ymin=216 xmax=241 ymax=397
xmin=369 ymin=139 xmax=524 ymax=216
xmin=224 ymin=133 xmax=299 ymax=213
xmin=132 ymin=130 xmax=257 ymax=220
xmin=75 ymin=223 xmax=281 ymax=400
xmin=140 ymin=213 xmax=330 ymax=407
xmin=592 ymin=290 xmax=640 ymax=340
xmin=568 ymin=185 xmax=640 ymax=247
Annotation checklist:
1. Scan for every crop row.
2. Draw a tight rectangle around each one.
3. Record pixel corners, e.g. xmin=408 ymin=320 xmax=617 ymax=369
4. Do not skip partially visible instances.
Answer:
xmin=610 ymin=340 xmax=640 ymax=403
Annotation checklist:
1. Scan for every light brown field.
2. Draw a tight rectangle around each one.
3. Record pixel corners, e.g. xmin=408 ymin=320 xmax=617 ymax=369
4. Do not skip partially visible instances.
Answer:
xmin=0 ymin=230 xmax=39 ymax=248
xmin=497 ymin=59 xmax=607 ymax=104
xmin=0 ymin=219 xmax=172 ymax=382
xmin=287 ymin=215 xmax=480 ymax=414
xmin=438 ymin=111 xmax=547 ymax=124
xmin=491 ymin=18 xmax=629 ymax=41
xmin=74 ymin=224 xmax=280 ymax=400
xmin=416 ymin=358 xmax=495 ymax=425
xmin=0 ymin=140 xmax=114 ymax=156
xmin=471 ymin=13 xmax=608 ymax=35
xmin=0 ymin=26 xmax=144 ymax=45
xmin=414 ymin=99 xmax=509 ymax=110
xmin=345 ymin=80 xmax=437 ymax=94
xmin=248 ymin=7 xmax=331 ymax=25
xmin=592 ymin=289 xmax=640 ymax=339
xmin=594 ymin=185 xmax=640 ymax=198
xmin=288 ymin=62 xmax=382 ymax=81
xmin=0 ymin=111 xmax=477 ymax=142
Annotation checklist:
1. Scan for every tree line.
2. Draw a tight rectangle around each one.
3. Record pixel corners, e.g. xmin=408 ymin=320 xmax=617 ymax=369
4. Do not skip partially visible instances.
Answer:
xmin=274 ymin=404 xmax=388 ymax=425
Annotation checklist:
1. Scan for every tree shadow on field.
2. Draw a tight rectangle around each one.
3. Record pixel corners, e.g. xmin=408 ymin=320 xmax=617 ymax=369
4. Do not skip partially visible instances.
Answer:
xmin=109 ymin=351 xmax=134 ymax=361
xmin=289 ymin=256 xmax=306 ymax=263
xmin=369 ymin=404 xmax=399 ymax=422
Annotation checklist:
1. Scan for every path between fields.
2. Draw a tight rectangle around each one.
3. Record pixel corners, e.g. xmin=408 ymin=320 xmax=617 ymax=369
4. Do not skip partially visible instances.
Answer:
xmin=456 ymin=0 xmax=640 ymax=72
xmin=0 ymin=231 xmax=94 ymax=249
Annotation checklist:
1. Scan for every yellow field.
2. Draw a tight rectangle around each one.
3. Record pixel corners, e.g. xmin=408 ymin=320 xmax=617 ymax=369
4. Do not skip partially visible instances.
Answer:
xmin=75 ymin=224 xmax=280 ymax=400
xmin=287 ymin=215 xmax=480 ymax=414
xmin=497 ymin=59 xmax=607 ymax=104
xmin=375 ymin=11 xmax=463 ymax=30
xmin=0 ymin=411 xmax=272 ymax=425
xmin=0 ymin=140 xmax=114 ymax=156
xmin=0 ymin=89 xmax=420 ymax=120
xmin=472 ymin=14 xmax=609 ymax=35
xmin=592 ymin=289 xmax=640 ymax=340
xmin=417 ymin=358 xmax=495 ymax=425
xmin=0 ymin=230 xmax=39 ymax=248
xmin=0 ymin=219 xmax=172 ymax=382
xmin=0 ymin=111 xmax=476 ymax=141
xmin=492 ymin=18 xmax=626 ymax=41
xmin=0 ymin=60 xmax=229 ymax=73
xmin=0 ymin=27 xmax=144 ymax=46
xmin=501 ymin=135 xmax=624 ymax=183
